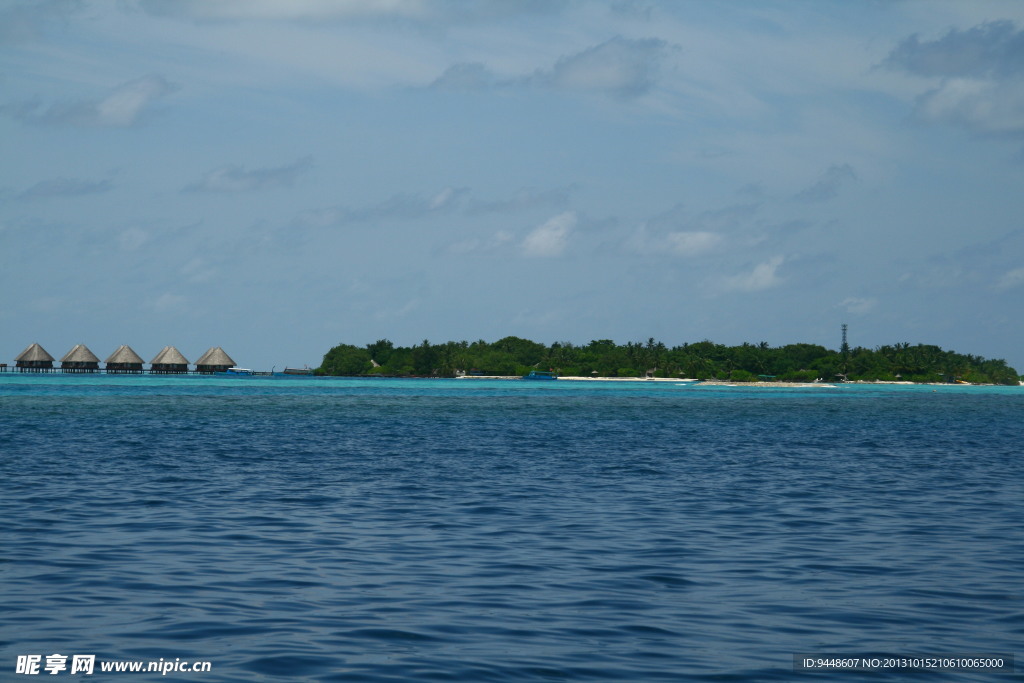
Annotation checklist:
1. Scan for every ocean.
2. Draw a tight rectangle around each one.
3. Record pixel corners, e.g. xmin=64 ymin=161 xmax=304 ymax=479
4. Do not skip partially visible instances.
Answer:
xmin=1 ymin=375 xmax=1021 ymax=681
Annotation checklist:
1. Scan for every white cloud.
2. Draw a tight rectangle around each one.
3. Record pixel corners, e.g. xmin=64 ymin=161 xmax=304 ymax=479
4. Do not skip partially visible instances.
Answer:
xmin=447 ymin=230 xmax=513 ymax=255
xmin=916 ymin=79 xmax=1024 ymax=133
xmin=626 ymin=202 xmax=755 ymax=257
xmin=3 ymin=75 xmax=178 ymax=127
xmin=19 ymin=177 xmax=112 ymax=200
xmin=133 ymin=0 xmax=570 ymax=28
xmin=522 ymin=211 xmax=576 ymax=257
xmin=118 ymin=228 xmax=149 ymax=251
xmin=0 ymin=0 xmax=84 ymax=45
xmin=996 ymin=266 xmax=1024 ymax=290
xmin=181 ymin=257 xmax=218 ymax=284
xmin=152 ymin=293 xmax=187 ymax=313
xmin=721 ymin=256 xmax=784 ymax=292
xmin=665 ymin=231 xmax=722 ymax=256
xmin=430 ymin=37 xmax=670 ymax=99
xmin=840 ymin=297 xmax=877 ymax=314
xmin=531 ymin=36 xmax=670 ymax=98
xmin=540 ymin=36 xmax=667 ymax=98
xmin=469 ymin=187 xmax=573 ymax=214
xmin=795 ymin=164 xmax=857 ymax=203
xmin=430 ymin=62 xmax=494 ymax=91
xmin=883 ymin=20 xmax=1024 ymax=80
xmin=884 ymin=21 xmax=1024 ymax=134
xmin=95 ymin=76 xmax=177 ymax=126
xmin=135 ymin=0 xmax=431 ymax=22
xmin=429 ymin=187 xmax=469 ymax=210
xmin=373 ymin=297 xmax=420 ymax=320
xmin=289 ymin=186 xmax=470 ymax=232
xmin=185 ymin=157 xmax=312 ymax=193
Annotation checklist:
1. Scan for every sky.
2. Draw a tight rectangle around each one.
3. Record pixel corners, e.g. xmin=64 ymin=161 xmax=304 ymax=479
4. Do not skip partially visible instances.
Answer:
xmin=2 ymin=0 xmax=1023 ymax=373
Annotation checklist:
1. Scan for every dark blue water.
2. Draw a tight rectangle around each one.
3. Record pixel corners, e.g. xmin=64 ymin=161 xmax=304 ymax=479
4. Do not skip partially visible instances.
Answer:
xmin=1 ymin=376 xmax=1021 ymax=681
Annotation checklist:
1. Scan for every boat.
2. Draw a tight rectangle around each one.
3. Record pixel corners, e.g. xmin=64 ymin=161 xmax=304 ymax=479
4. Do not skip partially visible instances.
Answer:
xmin=224 ymin=367 xmax=254 ymax=376
xmin=523 ymin=371 xmax=557 ymax=380
xmin=282 ymin=367 xmax=314 ymax=375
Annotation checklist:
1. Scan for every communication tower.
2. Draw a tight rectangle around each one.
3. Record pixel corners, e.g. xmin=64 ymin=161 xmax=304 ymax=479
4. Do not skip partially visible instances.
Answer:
xmin=839 ymin=323 xmax=850 ymax=379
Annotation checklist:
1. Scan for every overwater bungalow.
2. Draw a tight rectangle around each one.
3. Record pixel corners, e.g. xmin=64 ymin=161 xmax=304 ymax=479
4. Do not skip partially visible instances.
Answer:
xmin=60 ymin=344 xmax=101 ymax=373
xmin=105 ymin=345 xmax=145 ymax=374
xmin=194 ymin=347 xmax=236 ymax=374
xmin=15 ymin=343 xmax=55 ymax=372
xmin=150 ymin=346 xmax=190 ymax=374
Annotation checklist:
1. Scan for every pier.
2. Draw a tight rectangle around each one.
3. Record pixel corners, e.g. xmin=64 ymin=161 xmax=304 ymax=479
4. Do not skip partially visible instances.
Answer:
xmin=4 ymin=343 xmax=276 ymax=375
xmin=1 ymin=368 xmax=283 ymax=376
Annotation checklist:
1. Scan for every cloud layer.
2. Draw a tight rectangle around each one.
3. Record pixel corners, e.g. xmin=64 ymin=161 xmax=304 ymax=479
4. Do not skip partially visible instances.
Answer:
xmin=184 ymin=158 xmax=313 ymax=193
xmin=432 ymin=37 xmax=670 ymax=98
xmin=532 ymin=37 xmax=670 ymax=98
xmin=885 ymin=21 xmax=1024 ymax=134
xmin=3 ymin=1 xmax=1023 ymax=374
xmin=523 ymin=212 xmax=576 ymax=257
xmin=134 ymin=0 xmax=565 ymax=24
xmin=19 ymin=177 xmax=113 ymax=200
xmin=721 ymin=256 xmax=785 ymax=293
xmin=4 ymin=75 xmax=177 ymax=127
xmin=884 ymin=21 xmax=1024 ymax=79
xmin=795 ymin=165 xmax=857 ymax=203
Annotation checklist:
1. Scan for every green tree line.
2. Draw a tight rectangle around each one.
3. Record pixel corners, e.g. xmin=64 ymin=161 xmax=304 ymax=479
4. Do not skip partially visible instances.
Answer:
xmin=318 ymin=337 xmax=1021 ymax=385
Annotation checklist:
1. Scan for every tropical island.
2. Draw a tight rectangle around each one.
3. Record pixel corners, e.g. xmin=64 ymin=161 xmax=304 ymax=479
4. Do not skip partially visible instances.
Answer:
xmin=318 ymin=337 xmax=1021 ymax=385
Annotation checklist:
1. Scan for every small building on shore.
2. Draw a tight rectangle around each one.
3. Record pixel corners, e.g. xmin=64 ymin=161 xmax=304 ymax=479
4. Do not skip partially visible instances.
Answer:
xmin=15 ymin=343 xmax=55 ymax=372
xmin=195 ymin=347 xmax=236 ymax=374
xmin=60 ymin=344 xmax=101 ymax=373
xmin=150 ymin=346 xmax=190 ymax=374
xmin=105 ymin=345 xmax=145 ymax=373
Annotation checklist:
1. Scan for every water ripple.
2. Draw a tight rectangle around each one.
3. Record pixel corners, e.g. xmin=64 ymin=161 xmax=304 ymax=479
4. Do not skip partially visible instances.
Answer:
xmin=1 ymin=378 xmax=1021 ymax=680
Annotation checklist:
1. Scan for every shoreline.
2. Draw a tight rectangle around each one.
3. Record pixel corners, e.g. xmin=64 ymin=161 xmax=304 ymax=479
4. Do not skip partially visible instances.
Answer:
xmin=455 ymin=376 xmax=1015 ymax=387
xmin=455 ymin=377 xmax=832 ymax=387
xmin=3 ymin=373 xmax=1017 ymax=387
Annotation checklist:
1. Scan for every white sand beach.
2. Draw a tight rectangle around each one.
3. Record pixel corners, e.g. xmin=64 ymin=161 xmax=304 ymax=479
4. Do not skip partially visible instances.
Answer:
xmin=455 ymin=376 xmax=834 ymax=387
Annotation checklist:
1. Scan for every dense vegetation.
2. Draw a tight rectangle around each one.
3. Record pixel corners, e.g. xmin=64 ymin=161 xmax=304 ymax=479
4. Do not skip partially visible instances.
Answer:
xmin=319 ymin=337 xmax=1021 ymax=385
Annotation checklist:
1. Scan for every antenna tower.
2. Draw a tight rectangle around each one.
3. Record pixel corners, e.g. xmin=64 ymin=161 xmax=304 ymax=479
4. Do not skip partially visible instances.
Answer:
xmin=839 ymin=323 xmax=850 ymax=379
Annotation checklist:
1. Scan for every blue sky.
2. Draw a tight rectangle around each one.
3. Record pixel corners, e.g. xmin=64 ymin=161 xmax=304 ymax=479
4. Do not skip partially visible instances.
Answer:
xmin=3 ymin=0 xmax=1023 ymax=372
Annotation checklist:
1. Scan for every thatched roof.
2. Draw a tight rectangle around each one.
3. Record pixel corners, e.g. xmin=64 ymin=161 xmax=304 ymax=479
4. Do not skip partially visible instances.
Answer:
xmin=61 ymin=344 xmax=100 ymax=364
xmin=105 ymin=345 xmax=144 ymax=364
xmin=150 ymin=346 xmax=190 ymax=365
xmin=195 ymin=346 xmax=235 ymax=367
xmin=16 ymin=343 xmax=54 ymax=362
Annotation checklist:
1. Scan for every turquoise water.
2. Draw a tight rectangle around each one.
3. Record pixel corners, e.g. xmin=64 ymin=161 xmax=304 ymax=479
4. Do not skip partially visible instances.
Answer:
xmin=1 ymin=375 xmax=1021 ymax=680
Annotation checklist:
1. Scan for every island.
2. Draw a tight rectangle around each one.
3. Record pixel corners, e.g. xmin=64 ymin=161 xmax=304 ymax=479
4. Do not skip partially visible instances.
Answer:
xmin=317 ymin=337 xmax=1021 ymax=385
